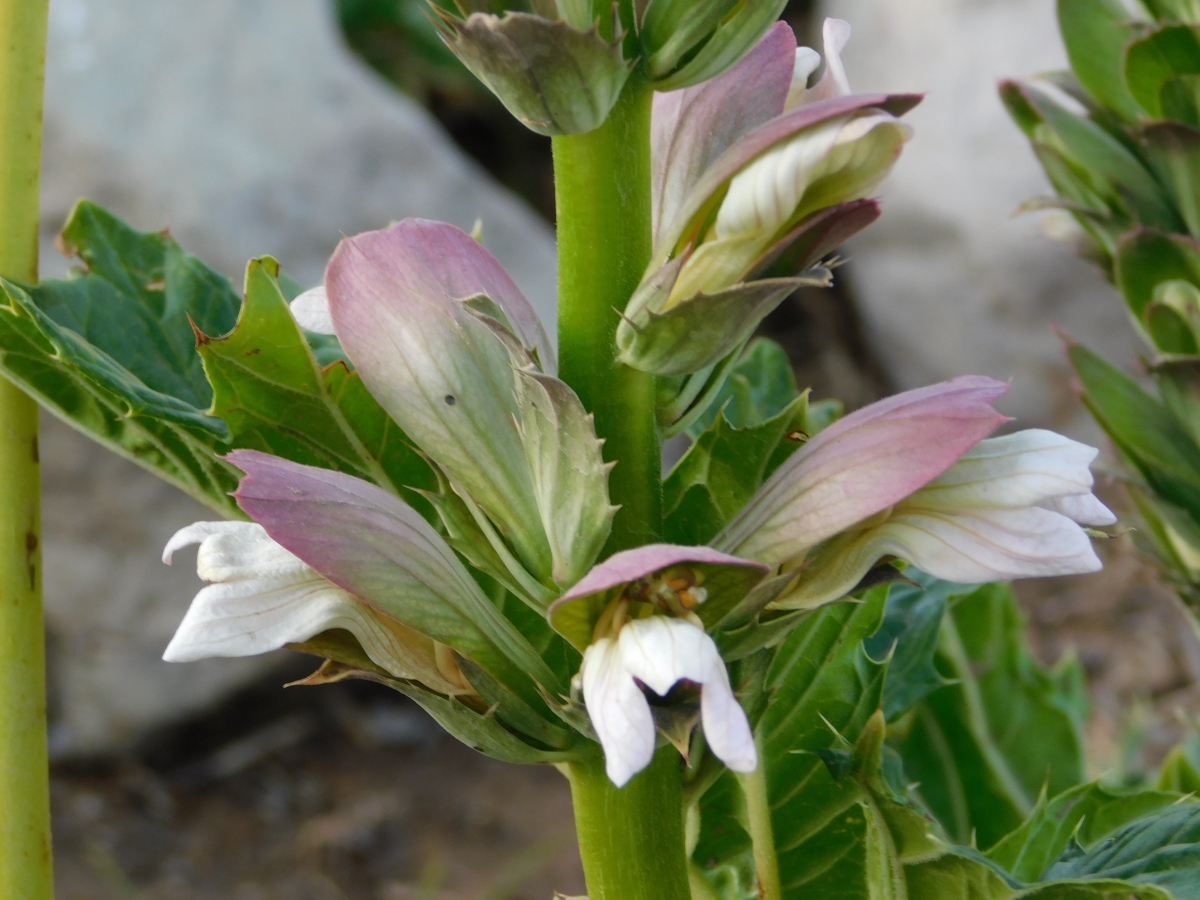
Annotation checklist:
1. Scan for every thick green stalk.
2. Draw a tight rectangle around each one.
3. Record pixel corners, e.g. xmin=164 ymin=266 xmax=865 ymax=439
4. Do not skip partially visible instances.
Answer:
xmin=568 ymin=749 xmax=691 ymax=900
xmin=740 ymin=740 xmax=783 ymax=900
xmin=0 ymin=0 xmax=51 ymax=897
xmin=553 ymin=60 xmax=689 ymax=900
xmin=553 ymin=72 xmax=660 ymax=552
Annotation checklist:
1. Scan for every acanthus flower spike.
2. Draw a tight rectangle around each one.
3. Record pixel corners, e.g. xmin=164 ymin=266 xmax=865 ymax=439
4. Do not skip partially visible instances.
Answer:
xmin=618 ymin=19 xmax=920 ymax=378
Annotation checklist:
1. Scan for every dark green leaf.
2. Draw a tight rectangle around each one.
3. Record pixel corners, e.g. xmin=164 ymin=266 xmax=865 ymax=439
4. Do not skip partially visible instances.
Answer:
xmin=758 ymin=591 xmax=891 ymax=898
xmin=1042 ymin=802 xmax=1200 ymax=897
xmin=893 ymin=583 xmax=1088 ymax=849
xmin=0 ymin=200 xmax=242 ymax=515
xmin=664 ymin=394 xmax=810 ymax=545
xmin=686 ymin=337 xmax=808 ymax=438
xmin=863 ymin=573 xmax=968 ymax=722
xmin=988 ymin=781 xmax=1184 ymax=882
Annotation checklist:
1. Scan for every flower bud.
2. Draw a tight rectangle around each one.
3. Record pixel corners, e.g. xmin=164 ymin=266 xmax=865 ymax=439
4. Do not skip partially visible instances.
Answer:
xmin=434 ymin=8 xmax=631 ymax=136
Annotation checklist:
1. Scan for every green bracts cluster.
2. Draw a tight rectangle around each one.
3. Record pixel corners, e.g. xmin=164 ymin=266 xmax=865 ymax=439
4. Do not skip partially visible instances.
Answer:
xmin=1004 ymin=0 xmax=1200 ymax=609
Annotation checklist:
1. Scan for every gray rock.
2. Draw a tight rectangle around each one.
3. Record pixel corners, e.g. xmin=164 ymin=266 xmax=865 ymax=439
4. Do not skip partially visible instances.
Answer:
xmin=820 ymin=0 xmax=1138 ymax=435
xmin=38 ymin=0 xmax=558 ymax=755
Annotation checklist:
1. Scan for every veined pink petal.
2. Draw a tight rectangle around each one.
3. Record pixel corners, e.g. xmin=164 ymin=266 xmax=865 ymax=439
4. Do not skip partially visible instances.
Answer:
xmin=557 ymin=544 xmax=767 ymax=604
xmin=652 ymin=22 xmax=795 ymax=246
xmin=226 ymin=449 xmax=561 ymax=700
xmin=649 ymin=91 xmax=922 ymax=272
xmin=325 ymin=220 xmax=551 ymax=576
xmin=715 ymin=376 xmax=1010 ymax=566
xmin=548 ymin=544 xmax=768 ymax=651
xmin=329 ymin=219 xmax=551 ymax=368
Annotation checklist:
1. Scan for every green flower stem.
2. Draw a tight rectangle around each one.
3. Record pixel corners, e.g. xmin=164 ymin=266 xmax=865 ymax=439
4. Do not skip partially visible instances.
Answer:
xmin=740 ymin=739 xmax=783 ymax=900
xmin=0 ymin=0 xmax=52 ymax=897
xmin=553 ymin=70 xmax=660 ymax=553
xmin=568 ymin=748 xmax=692 ymax=900
xmin=553 ymin=54 xmax=690 ymax=900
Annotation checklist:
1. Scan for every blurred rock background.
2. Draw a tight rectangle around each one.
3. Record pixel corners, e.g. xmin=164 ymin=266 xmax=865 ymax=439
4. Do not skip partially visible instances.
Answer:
xmin=35 ymin=0 xmax=1200 ymax=896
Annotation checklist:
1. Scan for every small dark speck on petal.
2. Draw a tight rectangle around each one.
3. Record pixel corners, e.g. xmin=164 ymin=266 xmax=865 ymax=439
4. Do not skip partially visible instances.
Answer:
xmin=444 ymin=395 xmax=456 ymax=406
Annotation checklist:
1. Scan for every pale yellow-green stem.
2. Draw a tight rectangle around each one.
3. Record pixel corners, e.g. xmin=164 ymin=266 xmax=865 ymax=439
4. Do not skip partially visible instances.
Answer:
xmin=740 ymin=737 xmax=783 ymax=900
xmin=0 ymin=0 xmax=52 ymax=898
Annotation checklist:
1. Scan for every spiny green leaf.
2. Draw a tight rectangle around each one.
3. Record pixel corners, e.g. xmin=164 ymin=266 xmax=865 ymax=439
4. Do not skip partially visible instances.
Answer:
xmin=198 ymin=256 xmax=437 ymax=517
xmin=893 ymin=583 xmax=1088 ymax=849
xmin=1041 ymin=801 xmax=1200 ymax=897
xmin=987 ymin=781 xmax=1185 ymax=882
xmin=0 ymin=199 xmax=242 ymax=516
xmin=863 ymin=573 xmax=966 ymax=722
xmin=664 ymin=393 xmax=810 ymax=545
xmin=686 ymin=337 xmax=810 ymax=437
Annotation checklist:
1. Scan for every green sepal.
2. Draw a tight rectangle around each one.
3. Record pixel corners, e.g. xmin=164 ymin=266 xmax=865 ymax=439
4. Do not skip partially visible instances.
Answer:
xmin=0 ymin=199 xmax=243 ymax=516
xmin=434 ymin=10 xmax=632 ymax=136
xmin=1115 ymin=228 xmax=1200 ymax=325
xmin=515 ymin=368 xmax=616 ymax=588
xmin=197 ymin=256 xmax=438 ymax=519
xmin=1142 ymin=121 xmax=1200 ymax=241
xmin=617 ymin=272 xmax=827 ymax=376
xmin=290 ymin=630 xmax=579 ymax=765
xmin=455 ymin=655 xmax=577 ymax=751
xmin=639 ymin=0 xmax=741 ymax=79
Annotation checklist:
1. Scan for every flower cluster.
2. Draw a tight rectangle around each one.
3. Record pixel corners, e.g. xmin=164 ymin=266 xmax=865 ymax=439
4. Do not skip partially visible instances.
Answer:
xmin=164 ymin=22 xmax=1113 ymax=788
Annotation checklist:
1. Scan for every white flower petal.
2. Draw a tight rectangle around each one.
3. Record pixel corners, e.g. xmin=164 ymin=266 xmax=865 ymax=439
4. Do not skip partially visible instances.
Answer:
xmin=795 ymin=18 xmax=853 ymax=108
xmin=162 ymin=521 xmax=459 ymax=692
xmin=1047 ymin=492 xmax=1117 ymax=526
xmin=785 ymin=47 xmax=822 ymax=110
xmin=918 ymin=430 xmax=1101 ymax=511
xmin=290 ymin=285 xmax=336 ymax=335
xmin=787 ymin=505 xmax=1102 ymax=609
xmin=882 ymin=506 xmax=1102 ymax=582
xmin=581 ymin=637 xmax=656 ymax=788
xmin=617 ymin=618 xmax=757 ymax=775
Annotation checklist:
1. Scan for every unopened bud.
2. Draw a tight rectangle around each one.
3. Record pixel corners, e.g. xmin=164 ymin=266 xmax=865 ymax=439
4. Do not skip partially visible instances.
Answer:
xmin=435 ymin=9 xmax=632 ymax=136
